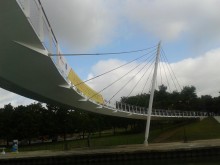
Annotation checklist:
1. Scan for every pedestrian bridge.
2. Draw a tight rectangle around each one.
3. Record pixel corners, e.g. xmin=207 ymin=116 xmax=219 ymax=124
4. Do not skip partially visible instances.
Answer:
xmin=0 ymin=0 xmax=216 ymax=120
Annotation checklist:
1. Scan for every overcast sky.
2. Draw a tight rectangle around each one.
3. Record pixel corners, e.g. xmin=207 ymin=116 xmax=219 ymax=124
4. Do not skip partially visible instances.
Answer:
xmin=1 ymin=0 xmax=220 ymax=107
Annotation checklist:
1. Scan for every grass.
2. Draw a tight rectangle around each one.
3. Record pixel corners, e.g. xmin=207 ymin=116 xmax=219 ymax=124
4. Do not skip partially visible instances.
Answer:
xmin=17 ymin=132 xmax=145 ymax=152
xmin=6 ymin=117 xmax=220 ymax=152
xmin=158 ymin=117 xmax=220 ymax=142
xmin=89 ymin=132 xmax=144 ymax=147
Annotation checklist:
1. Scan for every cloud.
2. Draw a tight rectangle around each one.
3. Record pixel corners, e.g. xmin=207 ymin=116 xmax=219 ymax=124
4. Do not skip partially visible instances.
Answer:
xmin=3 ymin=0 xmax=220 ymax=107
xmin=123 ymin=0 xmax=220 ymax=43
xmin=172 ymin=48 xmax=220 ymax=96
xmin=39 ymin=0 xmax=220 ymax=55
xmin=0 ymin=88 xmax=34 ymax=108
xmin=87 ymin=48 xmax=220 ymax=102
xmin=41 ymin=0 xmax=117 ymax=52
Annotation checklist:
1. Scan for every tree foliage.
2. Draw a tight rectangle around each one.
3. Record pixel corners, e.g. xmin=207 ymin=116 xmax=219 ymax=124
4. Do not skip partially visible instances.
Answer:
xmin=121 ymin=85 xmax=220 ymax=113
xmin=0 ymin=103 xmax=142 ymax=146
xmin=0 ymin=85 xmax=219 ymax=146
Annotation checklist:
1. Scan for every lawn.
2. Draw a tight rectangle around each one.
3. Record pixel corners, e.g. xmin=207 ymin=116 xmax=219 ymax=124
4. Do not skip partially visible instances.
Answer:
xmin=8 ymin=117 xmax=220 ymax=152
xmin=158 ymin=117 xmax=220 ymax=142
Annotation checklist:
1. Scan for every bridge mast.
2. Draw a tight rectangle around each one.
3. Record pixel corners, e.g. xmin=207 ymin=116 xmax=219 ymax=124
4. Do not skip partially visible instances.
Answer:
xmin=144 ymin=41 xmax=161 ymax=145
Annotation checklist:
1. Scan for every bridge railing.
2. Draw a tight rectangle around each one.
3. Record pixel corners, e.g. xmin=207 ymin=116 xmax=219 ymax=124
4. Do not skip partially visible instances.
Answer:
xmin=68 ymin=69 xmax=104 ymax=104
xmin=16 ymin=0 xmax=71 ymax=80
xmin=115 ymin=101 xmax=215 ymax=118
xmin=15 ymin=0 xmax=217 ymax=116
xmin=16 ymin=0 xmax=104 ymax=105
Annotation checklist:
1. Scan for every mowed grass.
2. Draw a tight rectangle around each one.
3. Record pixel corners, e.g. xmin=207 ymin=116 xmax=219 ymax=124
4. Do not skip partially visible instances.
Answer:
xmin=17 ymin=132 xmax=145 ymax=152
xmin=14 ymin=117 xmax=220 ymax=152
xmin=17 ymin=128 xmax=164 ymax=151
xmin=160 ymin=117 xmax=220 ymax=142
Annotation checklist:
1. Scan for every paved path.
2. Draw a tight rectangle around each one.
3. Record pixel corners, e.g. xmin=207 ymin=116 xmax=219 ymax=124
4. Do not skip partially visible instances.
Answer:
xmin=1 ymin=139 xmax=220 ymax=160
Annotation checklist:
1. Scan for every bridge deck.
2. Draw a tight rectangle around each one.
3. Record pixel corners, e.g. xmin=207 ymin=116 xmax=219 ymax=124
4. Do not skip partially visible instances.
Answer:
xmin=0 ymin=0 xmax=218 ymax=120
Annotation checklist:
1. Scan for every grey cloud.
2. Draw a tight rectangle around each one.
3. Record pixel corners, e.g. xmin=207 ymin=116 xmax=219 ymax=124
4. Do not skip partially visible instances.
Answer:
xmin=172 ymin=48 xmax=220 ymax=96
xmin=0 ymin=88 xmax=34 ymax=108
xmin=41 ymin=0 xmax=220 ymax=52
xmin=41 ymin=0 xmax=117 ymax=52
xmin=123 ymin=0 xmax=220 ymax=44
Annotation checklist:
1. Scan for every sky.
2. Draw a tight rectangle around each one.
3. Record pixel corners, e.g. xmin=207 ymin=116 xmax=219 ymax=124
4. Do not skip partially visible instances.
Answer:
xmin=1 ymin=0 xmax=220 ymax=107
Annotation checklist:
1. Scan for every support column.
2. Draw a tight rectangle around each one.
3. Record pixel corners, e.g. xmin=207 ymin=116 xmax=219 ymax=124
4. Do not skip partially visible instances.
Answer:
xmin=144 ymin=41 xmax=161 ymax=145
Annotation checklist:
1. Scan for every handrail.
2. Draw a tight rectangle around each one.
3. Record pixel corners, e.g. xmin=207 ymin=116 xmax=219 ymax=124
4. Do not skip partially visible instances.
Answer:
xmin=37 ymin=0 xmax=58 ymax=44
xmin=115 ymin=101 xmax=216 ymax=118
xmin=15 ymin=0 xmax=220 ymax=118
xmin=16 ymin=0 xmax=105 ymax=105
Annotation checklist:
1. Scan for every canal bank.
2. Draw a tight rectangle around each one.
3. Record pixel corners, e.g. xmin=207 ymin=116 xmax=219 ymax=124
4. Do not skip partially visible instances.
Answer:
xmin=1 ymin=139 xmax=220 ymax=164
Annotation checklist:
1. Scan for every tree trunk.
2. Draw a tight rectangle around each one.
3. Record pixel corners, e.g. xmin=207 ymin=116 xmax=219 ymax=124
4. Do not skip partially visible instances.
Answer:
xmin=113 ymin=127 xmax=116 ymax=135
xmin=99 ymin=128 xmax=102 ymax=137
xmin=6 ymin=138 xmax=9 ymax=147
xmin=82 ymin=130 xmax=85 ymax=139
xmin=64 ymin=132 xmax=66 ymax=141
xmin=87 ymin=132 xmax=91 ymax=147
xmin=125 ymin=126 xmax=128 ymax=132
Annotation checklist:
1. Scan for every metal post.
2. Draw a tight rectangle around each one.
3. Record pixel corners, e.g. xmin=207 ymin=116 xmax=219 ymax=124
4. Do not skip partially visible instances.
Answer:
xmin=24 ymin=0 xmax=30 ymax=18
xmin=144 ymin=41 xmax=161 ymax=145
xmin=39 ymin=7 xmax=44 ymax=42
xmin=56 ymin=43 xmax=60 ymax=66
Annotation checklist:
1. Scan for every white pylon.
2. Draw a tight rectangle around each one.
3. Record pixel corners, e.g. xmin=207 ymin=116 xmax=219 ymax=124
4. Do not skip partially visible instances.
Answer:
xmin=144 ymin=41 xmax=161 ymax=145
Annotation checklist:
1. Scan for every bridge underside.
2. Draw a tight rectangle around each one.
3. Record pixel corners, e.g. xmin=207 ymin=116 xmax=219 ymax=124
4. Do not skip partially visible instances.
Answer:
xmin=0 ymin=0 xmax=140 ymax=119
xmin=0 ymin=0 xmax=203 ymax=120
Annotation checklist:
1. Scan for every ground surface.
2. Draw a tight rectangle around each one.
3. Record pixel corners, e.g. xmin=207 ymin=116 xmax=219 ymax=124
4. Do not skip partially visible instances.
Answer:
xmin=1 ymin=139 xmax=220 ymax=160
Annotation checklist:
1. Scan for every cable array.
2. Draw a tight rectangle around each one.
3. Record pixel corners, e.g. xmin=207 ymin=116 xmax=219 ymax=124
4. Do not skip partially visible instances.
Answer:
xmin=72 ymin=47 xmax=157 ymax=88
xmin=50 ymin=45 xmax=157 ymax=56
xmin=69 ymin=43 xmax=182 ymax=106
xmin=88 ymin=50 xmax=157 ymax=101
xmin=159 ymin=47 xmax=182 ymax=92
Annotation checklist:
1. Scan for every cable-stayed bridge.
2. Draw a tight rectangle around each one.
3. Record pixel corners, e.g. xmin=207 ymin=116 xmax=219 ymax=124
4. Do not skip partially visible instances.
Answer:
xmin=0 ymin=0 xmax=217 ymax=124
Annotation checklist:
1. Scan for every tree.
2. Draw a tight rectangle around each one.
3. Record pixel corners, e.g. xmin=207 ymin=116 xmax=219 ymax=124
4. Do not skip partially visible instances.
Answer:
xmin=0 ymin=104 xmax=14 ymax=146
xmin=154 ymin=84 xmax=170 ymax=109
xmin=24 ymin=103 xmax=44 ymax=144
xmin=179 ymin=86 xmax=197 ymax=111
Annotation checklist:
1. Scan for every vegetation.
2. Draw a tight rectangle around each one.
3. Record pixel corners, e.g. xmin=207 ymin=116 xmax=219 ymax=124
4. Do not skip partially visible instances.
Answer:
xmin=17 ymin=132 xmax=145 ymax=152
xmin=0 ymin=85 xmax=220 ymax=151
xmin=122 ymin=85 xmax=220 ymax=113
xmin=162 ymin=117 xmax=220 ymax=142
xmin=5 ymin=117 xmax=220 ymax=152
xmin=0 ymin=103 xmax=145 ymax=147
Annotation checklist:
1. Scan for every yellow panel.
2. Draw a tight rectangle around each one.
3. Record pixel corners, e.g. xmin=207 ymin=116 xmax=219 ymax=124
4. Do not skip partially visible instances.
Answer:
xmin=68 ymin=69 xmax=104 ymax=104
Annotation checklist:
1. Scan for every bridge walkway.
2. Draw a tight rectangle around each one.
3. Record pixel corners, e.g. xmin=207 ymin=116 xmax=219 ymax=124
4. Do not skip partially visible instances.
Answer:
xmin=0 ymin=0 xmax=218 ymax=120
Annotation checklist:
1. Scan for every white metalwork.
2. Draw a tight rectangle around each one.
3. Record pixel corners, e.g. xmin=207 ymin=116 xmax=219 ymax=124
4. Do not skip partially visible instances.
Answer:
xmin=17 ymin=0 xmax=70 ymax=80
xmin=144 ymin=41 xmax=161 ymax=145
xmin=14 ymin=0 xmax=219 ymax=122
xmin=114 ymin=101 xmax=212 ymax=118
